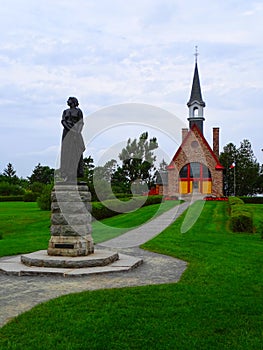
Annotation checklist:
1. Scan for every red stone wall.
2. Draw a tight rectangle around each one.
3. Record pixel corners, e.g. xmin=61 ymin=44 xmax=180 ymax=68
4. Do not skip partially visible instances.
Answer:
xmin=167 ymin=127 xmax=223 ymax=197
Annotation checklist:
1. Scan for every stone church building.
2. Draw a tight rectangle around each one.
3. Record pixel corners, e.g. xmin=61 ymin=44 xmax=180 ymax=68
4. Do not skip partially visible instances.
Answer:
xmin=160 ymin=59 xmax=224 ymax=198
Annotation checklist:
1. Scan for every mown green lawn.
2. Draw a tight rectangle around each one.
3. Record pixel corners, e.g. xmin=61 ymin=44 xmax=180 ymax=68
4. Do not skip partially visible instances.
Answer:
xmin=0 ymin=200 xmax=180 ymax=256
xmin=0 ymin=201 xmax=262 ymax=349
xmin=0 ymin=202 xmax=50 ymax=256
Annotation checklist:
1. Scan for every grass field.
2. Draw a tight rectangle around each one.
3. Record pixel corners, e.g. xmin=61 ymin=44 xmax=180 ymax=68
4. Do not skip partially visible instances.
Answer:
xmin=0 ymin=200 xmax=180 ymax=256
xmin=0 ymin=201 xmax=262 ymax=349
xmin=0 ymin=202 xmax=50 ymax=257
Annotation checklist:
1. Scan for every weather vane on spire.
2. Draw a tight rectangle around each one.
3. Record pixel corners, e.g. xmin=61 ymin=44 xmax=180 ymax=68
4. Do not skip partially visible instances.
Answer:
xmin=194 ymin=45 xmax=199 ymax=63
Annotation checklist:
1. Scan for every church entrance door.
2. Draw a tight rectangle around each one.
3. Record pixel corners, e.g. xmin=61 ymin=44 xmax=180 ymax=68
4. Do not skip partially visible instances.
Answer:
xmin=179 ymin=162 xmax=212 ymax=194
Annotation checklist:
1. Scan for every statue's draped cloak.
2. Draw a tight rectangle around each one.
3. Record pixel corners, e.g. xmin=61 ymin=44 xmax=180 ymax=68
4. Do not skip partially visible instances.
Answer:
xmin=60 ymin=108 xmax=85 ymax=180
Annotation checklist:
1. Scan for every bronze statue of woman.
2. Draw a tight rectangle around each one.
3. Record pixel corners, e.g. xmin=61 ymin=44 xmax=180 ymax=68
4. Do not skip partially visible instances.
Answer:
xmin=60 ymin=97 xmax=85 ymax=182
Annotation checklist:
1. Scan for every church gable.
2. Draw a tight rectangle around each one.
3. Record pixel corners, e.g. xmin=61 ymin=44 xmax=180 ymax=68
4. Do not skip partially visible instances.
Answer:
xmin=169 ymin=124 xmax=222 ymax=171
xmin=166 ymin=124 xmax=224 ymax=196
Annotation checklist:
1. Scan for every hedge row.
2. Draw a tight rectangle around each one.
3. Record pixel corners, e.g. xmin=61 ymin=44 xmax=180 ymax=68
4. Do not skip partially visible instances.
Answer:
xmin=0 ymin=191 xmax=48 ymax=203
xmin=0 ymin=195 xmax=24 ymax=202
xmin=92 ymin=195 xmax=163 ymax=221
xmin=0 ymin=193 xmax=45 ymax=203
xmin=239 ymin=196 xmax=263 ymax=204
xmin=229 ymin=197 xmax=253 ymax=233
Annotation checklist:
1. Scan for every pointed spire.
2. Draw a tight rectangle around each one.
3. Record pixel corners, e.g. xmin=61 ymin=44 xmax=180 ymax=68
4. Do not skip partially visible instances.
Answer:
xmin=194 ymin=45 xmax=199 ymax=63
xmin=187 ymin=50 xmax=205 ymax=107
xmin=187 ymin=47 xmax=206 ymax=134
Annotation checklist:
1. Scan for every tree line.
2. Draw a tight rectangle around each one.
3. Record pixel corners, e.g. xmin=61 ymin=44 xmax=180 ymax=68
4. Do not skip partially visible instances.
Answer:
xmin=219 ymin=139 xmax=263 ymax=196
xmin=0 ymin=132 xmax=159 ymax=202
xmin=1 ymin=134 xmax=263 ymax=200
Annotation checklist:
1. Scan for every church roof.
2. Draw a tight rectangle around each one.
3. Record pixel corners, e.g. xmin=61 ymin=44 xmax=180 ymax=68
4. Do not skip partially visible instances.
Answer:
xmin=167 ymin=124 xmax=224 ymax=170
xmin=187 ymin=62 xmax=206 ymax=107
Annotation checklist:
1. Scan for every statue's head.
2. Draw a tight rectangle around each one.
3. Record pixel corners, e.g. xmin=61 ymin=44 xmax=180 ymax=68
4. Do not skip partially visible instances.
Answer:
xmin=67 ymin=97 xmax=79 ymax=107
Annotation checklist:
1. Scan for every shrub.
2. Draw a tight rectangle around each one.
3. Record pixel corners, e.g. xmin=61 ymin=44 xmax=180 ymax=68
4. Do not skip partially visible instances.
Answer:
xmin=143 ymin=195 xmax=163 ymax=206
xmin=230 ymin=205 xmax=251 ymax=215
xmin=107 ymin=193 xmax=133 ymax=201
xmin=23 ymin=191 xmax=38 ymax=202
xmin=228 ymin=197 xmax=253 ymax=233
xmin=229 ymin=197 xmax=244 ymax=206
xmin=92 ymin=195 xmax=163 ymax=220
xmin=257 ymin=220 xmax=263 ymax=239
xmin=239 ymin=196 xmax=263 ymax=204
xmin=0 ymin=182 xmax=25 ymax=196
xmin=29 ymin=181 xmax=45 ymax=195
xmin=37 ymin=184 xmax=53 ymax=210
xmin=230 ymin=211 xmax=253 ymax=233
xmin=92 ymin=202 xmax=115 ymax=220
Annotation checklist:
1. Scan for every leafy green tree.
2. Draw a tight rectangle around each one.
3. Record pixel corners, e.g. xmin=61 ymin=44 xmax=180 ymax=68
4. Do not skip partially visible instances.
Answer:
xmin=257 ymin=165 xmax=263 ymax=194
xmin=220 ymin=139 xmax=260 ymax=196
xmin=219 ymin=143 xmax=238 ymax=196
xmin=93 ymin=160 xmax=117 ymax=183
xmin=92 ymin=160 xmax=118 ymax=200
xmin=83 ymin=156 xmax=95 ymax=181
xmin=28 ymin=163 xmax=54 ymax=184
xmin=0 ymin=182 xmax=24 ymax=196
xmin=111 ymin=166 xmax=130 ymax=194
xmin=37 ymin=184 xmax=53 ymax=210
xmin=101 ymin=159 xmax=117 ymax=182
xmin=118 ymin=132 xmax=158 ymax=190
xmin=29 ymin=181 xmax=45 ymax=196
xmin=237 ymin=139 xmax=260 ymax=195
xmin=82 ymin=156 xmax=96 ymax=200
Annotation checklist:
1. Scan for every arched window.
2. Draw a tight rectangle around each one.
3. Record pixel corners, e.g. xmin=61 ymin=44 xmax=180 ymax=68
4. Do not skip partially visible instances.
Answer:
xmin=193 ymin=107 xmax=199 ymax=116
xmin=179 ymin=163 xmax=211 ymax=179
xmin=179 ymin=163 xmax=212 ymax=194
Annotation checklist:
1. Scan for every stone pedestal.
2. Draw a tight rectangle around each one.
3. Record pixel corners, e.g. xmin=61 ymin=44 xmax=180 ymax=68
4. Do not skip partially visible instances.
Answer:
xmin=48 ymin=183 xmax=94 ymax=257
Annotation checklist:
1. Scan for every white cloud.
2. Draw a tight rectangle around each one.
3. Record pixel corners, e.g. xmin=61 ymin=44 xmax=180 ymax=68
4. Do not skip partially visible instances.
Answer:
xmin=0 ymin=0 xmax=262 ymax=177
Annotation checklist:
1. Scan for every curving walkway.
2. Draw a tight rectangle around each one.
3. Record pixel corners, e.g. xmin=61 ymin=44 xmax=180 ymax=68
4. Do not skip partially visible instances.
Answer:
xmin=99 ymin=201 xmax=190 ymax=248
xmin=0 ymin=201 xmax=190 ymax=327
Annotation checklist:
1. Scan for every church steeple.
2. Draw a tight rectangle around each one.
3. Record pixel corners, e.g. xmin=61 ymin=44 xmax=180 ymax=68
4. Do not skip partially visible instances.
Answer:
xmin=187 ymin=47 xmax=206 ymax=134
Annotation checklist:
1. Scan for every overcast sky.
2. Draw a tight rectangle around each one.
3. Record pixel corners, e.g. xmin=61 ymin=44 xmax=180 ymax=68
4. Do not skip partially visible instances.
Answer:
xmin=1 ymin=0 xmax=263 ymax=178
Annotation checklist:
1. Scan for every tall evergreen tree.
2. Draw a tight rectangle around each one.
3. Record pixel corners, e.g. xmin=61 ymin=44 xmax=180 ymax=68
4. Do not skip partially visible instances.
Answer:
xmin=3 ymin=163 xmax=16 ymax=178
xmin=220 ymin=139 xmax=260 ymax=196
xmin=2 ymin=163 xmax=19 ymax=184
xmin=237 ymin=139 xmax=259 ymax=195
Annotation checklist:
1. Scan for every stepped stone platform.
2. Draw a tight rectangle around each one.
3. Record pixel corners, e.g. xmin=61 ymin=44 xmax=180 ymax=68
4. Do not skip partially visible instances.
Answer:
xmin=21 ymin=249 xmax=119 ymax=268
xmin=0 ymin=249 xmax=143 ymax=277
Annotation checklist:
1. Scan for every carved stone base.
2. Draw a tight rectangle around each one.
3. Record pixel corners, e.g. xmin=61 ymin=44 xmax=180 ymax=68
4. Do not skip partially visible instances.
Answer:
xmin=47 ymin=235 xmax=94 ymax=257
xmin=48 ymin=183 xmax=94 ymax=257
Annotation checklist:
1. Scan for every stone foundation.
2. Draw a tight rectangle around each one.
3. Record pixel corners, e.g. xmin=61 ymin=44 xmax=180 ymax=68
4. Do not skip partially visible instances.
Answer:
xmin=48 ymin=183 xmax=94 ymax=257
